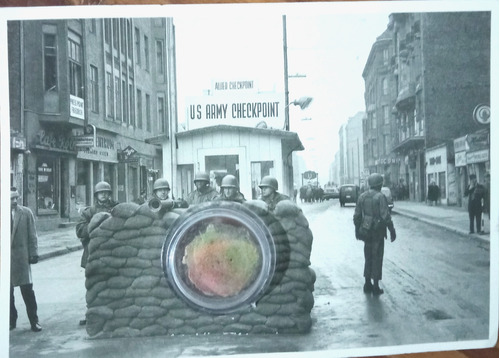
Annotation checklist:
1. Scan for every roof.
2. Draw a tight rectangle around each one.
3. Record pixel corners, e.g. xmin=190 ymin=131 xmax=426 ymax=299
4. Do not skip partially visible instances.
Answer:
xmin=176 ymin=125 xmax=305 ymax=153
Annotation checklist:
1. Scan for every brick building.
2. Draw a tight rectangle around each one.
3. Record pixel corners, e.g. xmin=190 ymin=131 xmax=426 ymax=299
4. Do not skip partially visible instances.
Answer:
xmin=9 ymin=18 xmax=177 ymax=230
xmin=363 ymin=12 xmax=490 ymax=203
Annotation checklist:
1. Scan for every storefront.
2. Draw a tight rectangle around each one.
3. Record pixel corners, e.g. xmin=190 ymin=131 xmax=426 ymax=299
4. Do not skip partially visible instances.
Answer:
xmin=175 ymin=125 xmax=303 ymax=200
xmin=425 ymin=144 xmax=455 ymax=205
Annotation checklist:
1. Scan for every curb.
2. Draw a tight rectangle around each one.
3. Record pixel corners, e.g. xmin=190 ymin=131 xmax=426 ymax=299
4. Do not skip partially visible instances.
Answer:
xmin=39 ymin=243 xmax=83 ymax=262
xmin=392 ymin=209 xmax=490 ymax=248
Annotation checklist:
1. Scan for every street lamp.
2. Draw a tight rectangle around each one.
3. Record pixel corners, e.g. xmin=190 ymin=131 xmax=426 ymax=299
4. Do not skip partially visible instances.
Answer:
xmin=287 ymin=96 xmax=313 ymax=110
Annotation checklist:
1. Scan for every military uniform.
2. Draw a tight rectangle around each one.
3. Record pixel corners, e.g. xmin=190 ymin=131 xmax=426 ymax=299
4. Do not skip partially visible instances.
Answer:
xmin=76 ymin=199 xmax=118 ymax=268
xmin=186 ymin=187 xmax=218 ymax=205
xmin=260 ymin=191 xmax=290 ymax=211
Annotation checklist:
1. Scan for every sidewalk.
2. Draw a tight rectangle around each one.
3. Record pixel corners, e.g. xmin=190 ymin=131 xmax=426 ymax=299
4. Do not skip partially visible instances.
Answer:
xmin=36 ymin=224 xmax=82 ymax=261
xmin=35 ymin=200 xmax=491 ymax=262
xmin=391 ymin=200 xmax=491 ymax=246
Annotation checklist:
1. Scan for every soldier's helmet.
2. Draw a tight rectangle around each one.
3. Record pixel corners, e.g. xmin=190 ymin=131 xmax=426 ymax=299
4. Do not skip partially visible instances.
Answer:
xmin=368 ymin=173 xmax=384 ymax=189
xmin=194 ymin=172 xmax=210 ymax=183
xmin=153 ymin=178 xmax=170 ymax=191
xmin=220 ymin=174 xmax=238 ymax=188
xmin=94 ymin=181 xmax=112 ymax=195
xmin=259 ymin=176 xmax=278 ymax=191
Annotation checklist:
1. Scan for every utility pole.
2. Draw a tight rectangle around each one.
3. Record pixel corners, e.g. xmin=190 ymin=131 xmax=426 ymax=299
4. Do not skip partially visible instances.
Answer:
xmin=283 ymin=15 xmax=290 ymax=131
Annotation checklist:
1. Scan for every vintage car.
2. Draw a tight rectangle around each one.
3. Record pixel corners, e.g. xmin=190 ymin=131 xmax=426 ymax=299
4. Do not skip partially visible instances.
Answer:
xmin=339 ymin=184 xmax=360 ymax=207
xmin=381 ymin=186 xmax=394 ymax=213
xmin=322 ymin=187 xmax=339 ymax=201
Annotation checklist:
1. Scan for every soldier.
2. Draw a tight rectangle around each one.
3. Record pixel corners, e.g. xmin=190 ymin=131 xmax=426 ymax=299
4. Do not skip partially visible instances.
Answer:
xmin=76 ymin=181 xmax=118 ymax=325
xmin=151 ymin=178 xmax=188 ymax=208
xmin=215 ymin=174 xmax=246 ymax=203
xmin=186 ymin=172 xmax=218 ymax=205
xmin=152 ymin=178 xmax=171 ymax=200
xmin=353 ymin=173 xmax=396 ymax=296
xmin=258 ymin=175 xmax=290 ymax=211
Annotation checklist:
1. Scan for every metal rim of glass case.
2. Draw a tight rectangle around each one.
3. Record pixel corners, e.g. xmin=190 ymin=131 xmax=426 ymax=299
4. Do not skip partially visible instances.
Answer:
xmin=161 ymin=201 xmax=277 ymax=314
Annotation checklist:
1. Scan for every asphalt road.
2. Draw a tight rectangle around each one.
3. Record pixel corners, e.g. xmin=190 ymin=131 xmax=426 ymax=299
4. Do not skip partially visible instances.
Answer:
xmin=9 ymin=200 xmax=491 ymax=358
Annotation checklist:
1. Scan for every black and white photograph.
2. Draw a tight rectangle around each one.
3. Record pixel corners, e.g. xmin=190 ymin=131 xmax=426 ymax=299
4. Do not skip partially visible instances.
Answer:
xmin=0 ymin=1 xmax=498 ymax=358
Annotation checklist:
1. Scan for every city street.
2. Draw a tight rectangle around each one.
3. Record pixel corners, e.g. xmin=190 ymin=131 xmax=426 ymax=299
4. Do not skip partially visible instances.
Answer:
xmin=9 ymin=200 xmax=491 ymax=357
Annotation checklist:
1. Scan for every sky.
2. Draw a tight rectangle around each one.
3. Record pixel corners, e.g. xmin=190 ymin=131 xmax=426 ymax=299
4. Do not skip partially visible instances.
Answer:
xmin=174 ymin=5 xmax=390 ymax=182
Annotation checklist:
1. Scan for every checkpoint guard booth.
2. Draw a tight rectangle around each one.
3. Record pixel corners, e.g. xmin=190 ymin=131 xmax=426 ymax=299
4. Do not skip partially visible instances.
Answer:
xmin=175 ymin=124 xmax=304 ymax=200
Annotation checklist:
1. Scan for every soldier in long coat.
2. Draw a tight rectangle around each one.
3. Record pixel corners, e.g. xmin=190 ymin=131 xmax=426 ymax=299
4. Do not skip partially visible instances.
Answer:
xmin=10 ymin=187 xmax=42 ymax=332
xmin=353 ymin=173 xmax=396 ymax=296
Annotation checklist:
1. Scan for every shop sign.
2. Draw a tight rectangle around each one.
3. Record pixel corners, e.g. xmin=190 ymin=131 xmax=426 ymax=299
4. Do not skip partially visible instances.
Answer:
xmin=453 ymin=136 xmax=467 ymax=153
xmin=77 ymin=132 xmax=117 ymax=163
xmin=70 ymin=95 xmax=85 ymax=120
xmin=466 ymin=149 xmax=489 ymax=164
xmin=186 ymin=93 xmax=284 ymax=130
xmin=11 ymin=135 xmax=26 ymax=150
xmin=73 ymin=124 xmax=96 ymax=149
xmin=212 ymin=79 xmax=257 ymax=94
xmin=303 ymin=171 xmax=317 ymax=180
xmin=35 ymin=129 xmax=75 ymax=152
xmin=455 ymin=151 xmax=466 ymax=167
xmin=466 ymin=132 xmax=489 ymax=151
xmin=473 ymin=104 xmax=490 ymax=125
xmin=375 ymin=157 xmax=399 ymax=165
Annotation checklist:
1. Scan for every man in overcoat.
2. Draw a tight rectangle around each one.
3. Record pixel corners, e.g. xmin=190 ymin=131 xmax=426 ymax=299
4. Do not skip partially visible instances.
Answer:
xmin=353 ymin=173 xmax=396 ymax=296
xmin=10 ymin=187 xmax=42 ymax=332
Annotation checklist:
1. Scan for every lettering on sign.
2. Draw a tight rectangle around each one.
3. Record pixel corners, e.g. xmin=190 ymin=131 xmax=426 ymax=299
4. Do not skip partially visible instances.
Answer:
xmin=213 ymin=80 xmax=255 ymax=93
xmin=70 ymin=95 xmax=85 ymax=120
xmin=36 ymin=130 xmax=75 ymax=151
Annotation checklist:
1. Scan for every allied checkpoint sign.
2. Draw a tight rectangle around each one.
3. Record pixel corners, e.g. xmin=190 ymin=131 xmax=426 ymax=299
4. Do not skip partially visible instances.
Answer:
xmin=185 ymin=82 xmax=285 ymax=130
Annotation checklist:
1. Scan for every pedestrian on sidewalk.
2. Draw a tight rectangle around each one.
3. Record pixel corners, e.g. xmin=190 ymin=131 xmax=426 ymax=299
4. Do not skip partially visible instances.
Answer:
xmin=427 ymin=180 xmax=440 ymax=206
xmin=76 ymin=181 xmax=118 ymax=325
xmin=10 ymin=187 xmax=42 ymax=332
xmin=353 ymin=173 xmax=396 ymax=296
xmin=464 ymin=173 xmax=486 ymax=234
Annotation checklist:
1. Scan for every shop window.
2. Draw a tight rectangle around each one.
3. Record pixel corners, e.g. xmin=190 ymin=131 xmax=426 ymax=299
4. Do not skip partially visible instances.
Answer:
xmin=76 ymin=160 xmax=90 ymax=209
xmin=439 ymin=171 xmax=446 ymax=199
xmin=37 ymin=158 xmax=57 ymax=214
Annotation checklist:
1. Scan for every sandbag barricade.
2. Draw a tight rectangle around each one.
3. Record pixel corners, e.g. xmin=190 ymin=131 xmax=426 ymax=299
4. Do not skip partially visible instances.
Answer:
xmin=85 ymin=199 xmax=315 ymax=338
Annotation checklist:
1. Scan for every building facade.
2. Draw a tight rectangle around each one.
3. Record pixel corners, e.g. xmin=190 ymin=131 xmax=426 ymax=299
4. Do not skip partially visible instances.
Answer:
xmin=9 ymin=18 xmax=176 ymax=230
xmin=362 ymin=12 xmax=490 ymax=204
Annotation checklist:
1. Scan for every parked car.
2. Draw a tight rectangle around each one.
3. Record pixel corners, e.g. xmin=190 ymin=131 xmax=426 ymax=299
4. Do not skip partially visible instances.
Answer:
xmin=381 ymin=186 xmax=394 ymax=213
xmin=339 ymin=184 xmax=360 ymax=207
xmin=323 ymin=187 xmax=339 ymax=201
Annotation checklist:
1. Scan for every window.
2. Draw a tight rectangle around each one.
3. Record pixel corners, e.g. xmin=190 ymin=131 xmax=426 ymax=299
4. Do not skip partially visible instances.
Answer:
xmin=127 ymin=20 xmax=133 ymax=58
xmin=371 ymin=112 xmax=377 ymax=129
xmin=136 ymin=89 xmax=142 ymax=129
xmin=120 ymin=19 xmax=126 ymax=55
xmin=144 ymin=35 xmax=150 ymax=71
xmin=146 ymin=93 xmax=151 ymax=131
xmin=104 ymin=19 xmax=111 ymax=45
xmin=106 ymin=71 xmax=114 ymax=118
xmin=385 ymin=135 xmax=391 ymax=154
xmin=158 ymin=96 xmax=165 ymax=133
xmin=383 ymin=48 xmax=389 ymax=65
xmin=90 ymin=65 xmax=99 ymax=113
xmin=382 ymin=78 xmax=388 ymax=96
xmin=68 ymin=34 xmax=83 ymax=97
xmin=383 ymin=105 xmax=390 ymax=124
xmin=135 ymin=27 xmax=141 ymax=65
xmin=37 ymin=157 xmax=57 ymax=213
xmin=122 ymin=79 xmax=128 ymax=124
xmin=89 ymin=19 xmax=96 ymax=33
xmin=115 ymin=76 xmax=121 ymax=120
xmin=129 ymin=82 xmax=135 ymax=127
xmin=156 ymin=40 xmax=164 ymax=75
xmin=112 ymin=19 xmax=119 ymax=50
xmin=43 ymin=30 xmax=57 ymax=92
